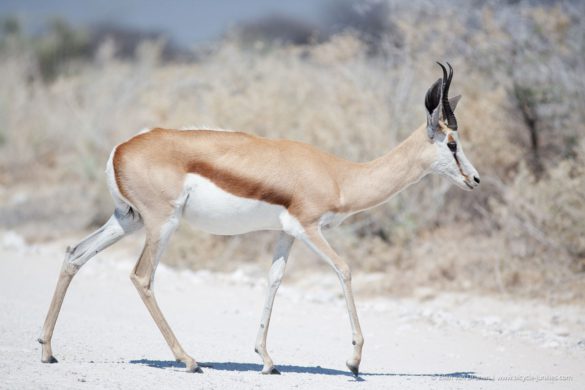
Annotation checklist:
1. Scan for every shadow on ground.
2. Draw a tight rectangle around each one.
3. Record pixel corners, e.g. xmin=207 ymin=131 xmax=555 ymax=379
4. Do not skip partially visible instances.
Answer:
xmin=129 ymin=359 xmax=491 ymax=381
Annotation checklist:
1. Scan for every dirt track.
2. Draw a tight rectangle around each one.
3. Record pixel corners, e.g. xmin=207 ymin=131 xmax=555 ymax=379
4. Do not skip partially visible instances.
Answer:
xmin=1 ymin=232 xmax=583 ymax=389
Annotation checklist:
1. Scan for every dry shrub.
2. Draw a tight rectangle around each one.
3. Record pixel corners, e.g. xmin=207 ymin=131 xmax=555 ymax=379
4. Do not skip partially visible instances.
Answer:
xmin=492 ymin=139 xmax=585 ymax=270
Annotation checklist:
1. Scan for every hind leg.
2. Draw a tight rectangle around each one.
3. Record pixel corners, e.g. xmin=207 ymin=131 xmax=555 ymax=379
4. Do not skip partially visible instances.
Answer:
xmin=39 ymin=209 xmax=142 ymax=363
xmin=130 ymin=211 xmax=202 ymax=373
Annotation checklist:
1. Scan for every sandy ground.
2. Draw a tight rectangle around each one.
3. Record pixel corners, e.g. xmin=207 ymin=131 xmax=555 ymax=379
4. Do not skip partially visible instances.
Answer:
xmin=1 ymin=231 xmax=584 ymax=389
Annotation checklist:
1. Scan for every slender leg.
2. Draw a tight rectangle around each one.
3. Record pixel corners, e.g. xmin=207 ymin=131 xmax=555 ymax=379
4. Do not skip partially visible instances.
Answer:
xmin=130 ymin=216 xmax=202 ymax=373
xmin=255 ymin=232 xmax=295 ymax=374
xmin=39 ymin=210 xmax=142 ymax=363
xmin=300 ymin=226 xmax=364 ymax=376
xmin=39 ymin=259 xmax=76 ymax=363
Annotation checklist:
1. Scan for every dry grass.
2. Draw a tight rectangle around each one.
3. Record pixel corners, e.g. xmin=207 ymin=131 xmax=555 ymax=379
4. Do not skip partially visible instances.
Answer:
xmin=0 ymin=1 xmax=583 ymax=302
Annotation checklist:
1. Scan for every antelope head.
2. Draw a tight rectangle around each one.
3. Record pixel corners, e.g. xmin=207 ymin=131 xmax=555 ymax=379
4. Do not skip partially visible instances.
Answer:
xmin=425 ymin=62 xmax=480 ymax=190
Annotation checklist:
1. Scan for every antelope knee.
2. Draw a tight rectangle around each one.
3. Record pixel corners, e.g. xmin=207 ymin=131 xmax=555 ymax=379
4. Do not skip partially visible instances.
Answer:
xmin=62 ymin=251 xmax=81 ymax=275
xmin=268 ymin=258 xmax=286 ymax=287
xmin=130 ymin=273 xmax=150 ymax=291
xmin=335 ymin=263 xmax=352 ymax=282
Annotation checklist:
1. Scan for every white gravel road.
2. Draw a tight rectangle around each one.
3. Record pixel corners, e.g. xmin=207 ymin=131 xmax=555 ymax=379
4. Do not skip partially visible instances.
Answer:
xmin=1 ymin=232 xmax=584 ymax=389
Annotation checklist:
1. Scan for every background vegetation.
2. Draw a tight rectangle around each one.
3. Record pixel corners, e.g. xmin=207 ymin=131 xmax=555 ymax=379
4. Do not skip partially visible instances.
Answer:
xmin=0 ymin=0 xmax=583 ymax=302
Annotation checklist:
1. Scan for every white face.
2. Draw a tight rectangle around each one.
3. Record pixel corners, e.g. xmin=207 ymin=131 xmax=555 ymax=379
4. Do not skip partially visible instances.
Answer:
xmin=430 ymin=126 xmax=480 ymax=191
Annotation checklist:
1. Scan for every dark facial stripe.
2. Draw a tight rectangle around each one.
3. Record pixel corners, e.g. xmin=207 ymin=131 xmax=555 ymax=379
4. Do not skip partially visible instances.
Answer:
xmin=447 ymin=134 xmax=468 ymax=180
xmin=452 ymin=153 xmax=467 ymax=178
xmin=451 ymin=152 xmax=473 ymax=189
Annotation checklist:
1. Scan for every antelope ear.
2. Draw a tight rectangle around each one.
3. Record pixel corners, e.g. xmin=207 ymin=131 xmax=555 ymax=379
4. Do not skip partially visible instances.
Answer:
xmin=425 ymin=78 xmax=442 ymax=140
xmin=449 ymin=95 xmax=462 ymax=112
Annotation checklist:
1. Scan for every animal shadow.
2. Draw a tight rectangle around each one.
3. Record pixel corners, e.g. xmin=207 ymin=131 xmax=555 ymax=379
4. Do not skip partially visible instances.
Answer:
xmin=129 ymin=359 xmax=491 ymax=382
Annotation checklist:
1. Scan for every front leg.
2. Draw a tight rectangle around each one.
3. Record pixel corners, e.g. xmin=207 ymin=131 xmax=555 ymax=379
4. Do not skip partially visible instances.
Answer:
xmin=300 ymin=226 xmax=364 ymax=376
xmin=255 ymin=232 xmax=295 ymax=374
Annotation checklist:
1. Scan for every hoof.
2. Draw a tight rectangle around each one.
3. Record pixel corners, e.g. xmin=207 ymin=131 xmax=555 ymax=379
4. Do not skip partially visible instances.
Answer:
xmin=346 ymin=362 xmax=359 ymax=377
xmin=186 ymin=364 xmax=203 ymax=373
xmin=42 ymin=356 xmax=58 ymax=364
xmin=261 ymin=366 xmax=280 ymax=375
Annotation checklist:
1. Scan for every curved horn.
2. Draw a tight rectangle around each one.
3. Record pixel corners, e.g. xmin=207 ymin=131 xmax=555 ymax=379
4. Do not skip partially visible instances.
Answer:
xmin=435 ymin=62 xmax=458 ymax=130
xmin=443 ymin=62 xmax=458 ymax=130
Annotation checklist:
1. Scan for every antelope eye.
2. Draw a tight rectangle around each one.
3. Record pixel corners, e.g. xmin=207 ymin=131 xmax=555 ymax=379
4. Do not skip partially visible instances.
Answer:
xmin=447 ymin=142 xmax=457 ymax=152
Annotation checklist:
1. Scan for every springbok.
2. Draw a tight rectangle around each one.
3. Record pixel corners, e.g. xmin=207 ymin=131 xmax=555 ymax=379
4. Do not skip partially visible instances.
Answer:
xmin=39 ymin=63 xmax=479 ymax=376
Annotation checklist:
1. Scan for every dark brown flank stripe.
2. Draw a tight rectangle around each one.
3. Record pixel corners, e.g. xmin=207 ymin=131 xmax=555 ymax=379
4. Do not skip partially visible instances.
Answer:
xmin=184 ymin=160 xmax=293 ymax=208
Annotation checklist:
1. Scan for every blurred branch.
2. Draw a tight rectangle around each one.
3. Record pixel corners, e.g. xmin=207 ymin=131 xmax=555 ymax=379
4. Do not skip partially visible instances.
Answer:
xmin=512 ymin=82 xmax=544 ymax=178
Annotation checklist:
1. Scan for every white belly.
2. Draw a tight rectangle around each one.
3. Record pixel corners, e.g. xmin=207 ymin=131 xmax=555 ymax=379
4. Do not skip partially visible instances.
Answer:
xmin=182 ymin=173 xmax=286 ymax=235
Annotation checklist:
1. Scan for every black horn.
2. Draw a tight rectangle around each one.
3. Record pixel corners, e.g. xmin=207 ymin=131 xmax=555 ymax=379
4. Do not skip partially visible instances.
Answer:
xmin=436 ymin=62 xmax=458 ymax=130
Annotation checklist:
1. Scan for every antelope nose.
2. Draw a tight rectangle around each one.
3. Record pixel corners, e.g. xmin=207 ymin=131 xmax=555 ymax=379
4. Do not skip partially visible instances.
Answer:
xmin=473 ymin=176 xmax=480 ymax=184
